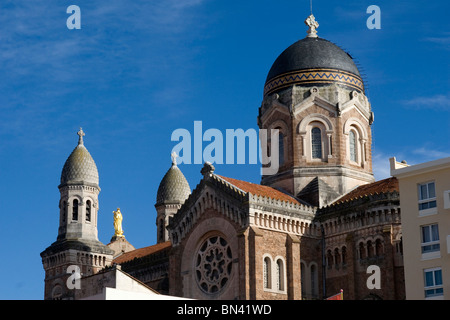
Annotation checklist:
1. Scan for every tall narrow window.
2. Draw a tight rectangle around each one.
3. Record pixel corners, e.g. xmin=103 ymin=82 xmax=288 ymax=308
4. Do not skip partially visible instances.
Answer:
xmin=359 ymin=242 xmax=366 ymax=259
xmin=327 ymin=250 xmax=333 ymax=268
xmin=72 ymin=199 xmax=78 ymax=221
xmin=334 ymin=248 xmax=340 ymax=266
xmin=86 ymin=200 xmax=91 ymax=222
xmin=349 ymin=130 xmax=357 ymax=162
xmin=276 ymin=259 xmax=284 ymax=291
xmin=375 ymin=239 xmax=383 ymax=256
xmin=342 ymin=246 xmax=347 ymax=265
xmin=311 ymin=127 xmax=322 ymax=159
xmin=263 ymin=257 xmax=271 ymax=289
xmin=278 ymin=132 xmax=285 ymax=165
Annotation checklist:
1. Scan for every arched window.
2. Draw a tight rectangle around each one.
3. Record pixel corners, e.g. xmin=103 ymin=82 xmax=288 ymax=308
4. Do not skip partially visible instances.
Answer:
xmin=263 ymin=257 xmax=272 ymax=289
xmin=276 ymin=259 xmax=285 ymax=291
xmin=327 ymin=250 xmax=333 ymax=268
xmin=349 ymin=130 xmax=357 ymax=162
xmin=334 ymin=248 xmax=340 ymax=266
xmin=51 ymin=285 xmax=63 ymax=300
xmin=359 ymin=242 xmax=365 ymax=259
xmin=367 ymin=240 xmax=374 ymax=258
xmin=72 ymin=199 xmax=78 ymax=221
xmin=311 ymin=127 xmax=322 ymax=159
xmin=342 ymin=246 xmax=347 ymax=265
xmin=86 ymin=200 xmax=91 ymax=222
xmin=375 ymin=239 xmax=383 ymax=256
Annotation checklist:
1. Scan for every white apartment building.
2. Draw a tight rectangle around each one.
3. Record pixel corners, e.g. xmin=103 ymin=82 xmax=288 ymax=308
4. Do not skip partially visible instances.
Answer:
xmin=391 ymin=156 xmax=450 ymax=299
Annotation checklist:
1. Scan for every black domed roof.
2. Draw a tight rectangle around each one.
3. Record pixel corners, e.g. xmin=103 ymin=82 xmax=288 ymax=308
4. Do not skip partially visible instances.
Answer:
xmin=264 ymin=36 xmax=364 ymax=96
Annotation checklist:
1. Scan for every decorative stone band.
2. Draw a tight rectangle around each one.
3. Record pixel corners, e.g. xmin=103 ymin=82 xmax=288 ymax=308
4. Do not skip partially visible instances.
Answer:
xmin=264 ymin=68 xmax=364 ymax=96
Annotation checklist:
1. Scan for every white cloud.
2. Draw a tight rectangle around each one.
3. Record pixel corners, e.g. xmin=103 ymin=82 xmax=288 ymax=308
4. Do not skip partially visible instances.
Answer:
xmin=411 ymin=147 xmax=450 ymax=161
xmin=402 ymin=94 xmax=450 ymax=111
xmin=423 ymin=32 xmax=450 ymax=50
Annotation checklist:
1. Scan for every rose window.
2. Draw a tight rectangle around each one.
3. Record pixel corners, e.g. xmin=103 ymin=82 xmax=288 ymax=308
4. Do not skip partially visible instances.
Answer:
xmin=195 ymin=236 xmax=233 ymax=294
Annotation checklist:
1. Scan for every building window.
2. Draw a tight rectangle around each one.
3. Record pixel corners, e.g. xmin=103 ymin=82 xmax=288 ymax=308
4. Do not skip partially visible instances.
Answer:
xmin=311 ymin=127 xmax=322 ymax=159
xmin=72 ymin=199 xmax=78 ymax=221
xmin=375 ymin=239 xmax=383 ymax=256
xmin=51 ymin=285 xmax=63 ymax=300
xmin=327 ymin=250 xmax=333 ymax=269
xmin=334 ymin=248 xmax=340 ymax=267
xmin=86 ymin=200 xmax=91 ymax=222
xmin=278 ymin=131 xmax=285 ymax=165
xmin=359 ymin=242 xmax=366 ymax=259
xmin=367 ymin=240 xmax=374 ymax=258
xmin=195 ymin=235 xmax=232 ymax=295
xmin=349 ymin=130 xmax=357 ymax=162
xmin=342 ymin=246 xmax=347 ymax=265
xmin=424 ymin=268 xmax=443 ymax=298
xmin=276 ymin=259 xmax=285 ymax=291
xmin=263 ymin=257 xmax=271 ymax=289
xmin=421 ymin=224 xmax=440 ymax=254
xmin=418 ymin=182 xmax=437 ymax=211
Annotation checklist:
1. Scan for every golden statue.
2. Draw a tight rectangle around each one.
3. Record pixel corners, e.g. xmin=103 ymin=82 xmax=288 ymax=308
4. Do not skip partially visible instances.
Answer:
xmin=113 ymin=208 xmax=124 ymax=237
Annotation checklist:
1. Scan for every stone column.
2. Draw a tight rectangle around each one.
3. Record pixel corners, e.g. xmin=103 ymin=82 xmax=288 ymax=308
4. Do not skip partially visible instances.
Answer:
xmin=286 ymin=234 xmax=301 ymax=299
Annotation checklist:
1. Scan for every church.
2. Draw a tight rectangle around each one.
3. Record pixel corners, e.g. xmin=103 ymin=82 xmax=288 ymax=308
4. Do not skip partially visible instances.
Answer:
xmin=40 ymin=14 xmax=405 ymax=300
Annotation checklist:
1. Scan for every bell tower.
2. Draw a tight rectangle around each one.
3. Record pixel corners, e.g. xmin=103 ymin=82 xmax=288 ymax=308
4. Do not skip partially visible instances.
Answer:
xmin=40 ymin=128 xmax=114 ymax=300
xmin=258 ymin=15 xmax=375 ymax=207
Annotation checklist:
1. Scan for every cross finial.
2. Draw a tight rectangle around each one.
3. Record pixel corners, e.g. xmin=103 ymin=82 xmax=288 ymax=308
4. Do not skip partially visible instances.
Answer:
xmin=171 ymin=151 xmax=178 ymax=166
xmin=305 ymin=14 xmax=319 ymax=38
xmin=77 ymin=127 xmax=85 ymax=145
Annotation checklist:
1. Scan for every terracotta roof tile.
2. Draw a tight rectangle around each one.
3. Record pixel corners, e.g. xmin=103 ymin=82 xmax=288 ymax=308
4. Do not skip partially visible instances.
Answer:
xmin=218 ymin=175 xmax=300 ymax=205
xmin=332 ymin=177 xmax=398 ymax=205
xmin=113 ymin=241 xmax=171 ymax=265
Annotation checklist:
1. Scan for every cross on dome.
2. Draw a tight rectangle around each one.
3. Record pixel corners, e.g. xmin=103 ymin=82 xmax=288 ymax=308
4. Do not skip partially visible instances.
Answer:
xmin=305 ymin=14 xmax=319 ymax=38
xmin=77 ymin=127 xmax=85 ymax=145
xmin=171 ymin=151 xmax=178 ymax=166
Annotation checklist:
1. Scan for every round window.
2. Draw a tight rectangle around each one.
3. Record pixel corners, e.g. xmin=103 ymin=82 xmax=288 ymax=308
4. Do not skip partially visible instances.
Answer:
xmin=195 ymin=235 xmax=233 ymax=294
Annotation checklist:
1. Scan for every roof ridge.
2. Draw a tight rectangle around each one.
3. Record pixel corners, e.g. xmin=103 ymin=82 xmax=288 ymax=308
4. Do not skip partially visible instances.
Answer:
xmin=112 ymin=241 xmax=171 ymax=265
xmin=328 ymin=177 xmax=398 ymax=207
xmin=217 ymin=175 xmax=301 ymax=205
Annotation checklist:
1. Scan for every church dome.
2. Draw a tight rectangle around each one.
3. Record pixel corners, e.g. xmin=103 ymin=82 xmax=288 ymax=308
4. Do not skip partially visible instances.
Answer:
xmin=264 ymin=15 xmax=364 ymax=97
xmin=156 ymin=155 xmax=191 ymax=205
xmin=60 ymin=128 xmax=99 ymax=187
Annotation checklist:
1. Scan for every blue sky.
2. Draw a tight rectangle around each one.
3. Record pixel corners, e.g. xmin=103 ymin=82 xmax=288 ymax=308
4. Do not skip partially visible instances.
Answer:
xmin=0 ymin=0 xmax=448 ymax=299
